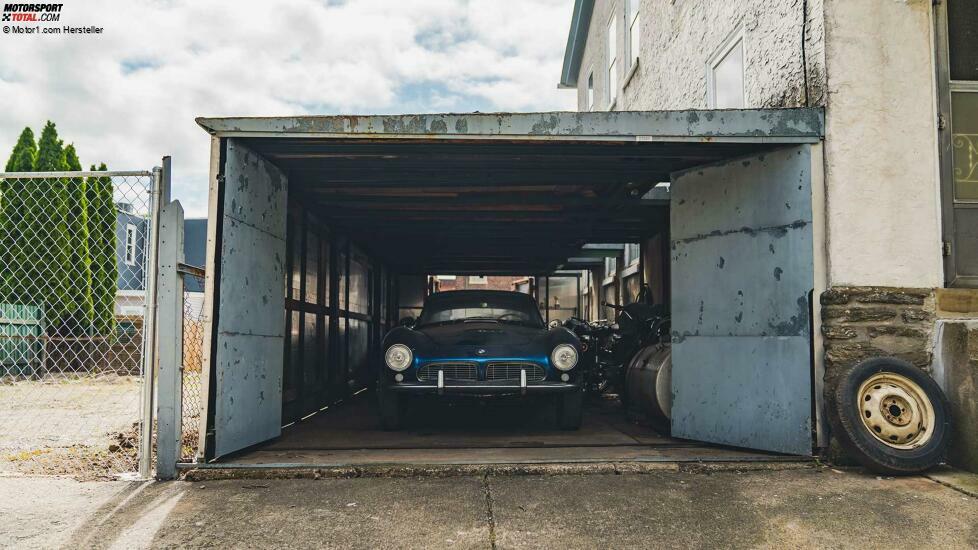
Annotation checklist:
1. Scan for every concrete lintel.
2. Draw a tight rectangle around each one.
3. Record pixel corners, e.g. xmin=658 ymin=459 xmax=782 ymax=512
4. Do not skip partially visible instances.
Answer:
xmin=195 ymin=109 xmax=824 ymax=141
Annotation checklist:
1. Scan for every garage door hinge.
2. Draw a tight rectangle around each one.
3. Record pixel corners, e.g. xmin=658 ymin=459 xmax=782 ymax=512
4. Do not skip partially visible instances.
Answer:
xmin=938 ymin=113 xmax=948 ymax=131
xmin=943 ymin=240 xmax=952 ymax=257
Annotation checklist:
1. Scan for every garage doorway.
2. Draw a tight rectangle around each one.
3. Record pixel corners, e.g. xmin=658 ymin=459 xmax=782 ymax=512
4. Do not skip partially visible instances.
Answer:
xmin=185 ymin=109 xmax=825 ymax=470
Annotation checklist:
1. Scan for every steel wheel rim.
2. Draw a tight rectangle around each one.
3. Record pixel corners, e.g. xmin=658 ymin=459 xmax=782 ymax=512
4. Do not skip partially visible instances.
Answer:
xmin=857 ymin=372 xmax=935 ymax=449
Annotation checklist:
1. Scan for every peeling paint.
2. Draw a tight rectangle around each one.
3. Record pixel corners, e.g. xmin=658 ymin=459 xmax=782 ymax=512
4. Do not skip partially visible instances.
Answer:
xmin=196 ymin=109 xmax=824 ymax=140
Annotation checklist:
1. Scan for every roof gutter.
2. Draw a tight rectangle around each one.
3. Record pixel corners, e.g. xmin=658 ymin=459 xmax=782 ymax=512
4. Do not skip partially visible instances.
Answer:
xmin=558 ymin=0 xmax=595 ymax=89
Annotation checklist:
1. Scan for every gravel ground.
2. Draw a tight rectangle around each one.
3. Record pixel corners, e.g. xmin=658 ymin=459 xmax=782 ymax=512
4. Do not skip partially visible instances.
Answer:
xmin=0 ymin=376 xmax=142 ymax=478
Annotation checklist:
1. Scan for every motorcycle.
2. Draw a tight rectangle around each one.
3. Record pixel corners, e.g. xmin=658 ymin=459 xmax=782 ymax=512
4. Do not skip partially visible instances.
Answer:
xmin=561 ymin=316 xmax=618 ymax=395
xmin=562 ymin=285 xmax=671 ymax=399
xmin=564 ymin=285 xmax=673 ymax=434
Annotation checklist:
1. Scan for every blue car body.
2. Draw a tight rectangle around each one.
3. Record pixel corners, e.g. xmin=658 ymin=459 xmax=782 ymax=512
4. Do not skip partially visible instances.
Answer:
xmin=379 ymin=290 xmax=582 ymax=396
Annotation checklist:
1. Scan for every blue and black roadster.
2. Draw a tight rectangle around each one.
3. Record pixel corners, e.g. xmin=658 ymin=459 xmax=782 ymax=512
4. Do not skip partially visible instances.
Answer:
xmin=377 ymin=290 xmax=584 ymax=430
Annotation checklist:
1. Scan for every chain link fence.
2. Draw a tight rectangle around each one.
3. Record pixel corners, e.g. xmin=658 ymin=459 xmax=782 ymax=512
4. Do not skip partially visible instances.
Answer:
xmin=0 ymin=171 xmax=156 ymax=479
xmin=181 ymin=273 xmax=205 ymax=462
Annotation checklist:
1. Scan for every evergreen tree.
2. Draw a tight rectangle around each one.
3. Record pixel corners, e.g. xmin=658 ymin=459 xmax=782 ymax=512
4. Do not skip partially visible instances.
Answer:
xmin=87 ymin=163 xmax=117 ymax=335
xmin=62 ymin=144 xmax=95 ymax=335
xmin=4 ymin=127 xmax=36 ymax=172
xmin=31 ymin=122 xmax=72 ymax=332
xmin=0 ymin=127 xmax=37 ymax=305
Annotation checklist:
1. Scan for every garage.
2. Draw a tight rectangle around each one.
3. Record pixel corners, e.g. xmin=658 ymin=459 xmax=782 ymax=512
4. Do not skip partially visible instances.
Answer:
xmin=179 ymin=108 xmax=825 ymax=472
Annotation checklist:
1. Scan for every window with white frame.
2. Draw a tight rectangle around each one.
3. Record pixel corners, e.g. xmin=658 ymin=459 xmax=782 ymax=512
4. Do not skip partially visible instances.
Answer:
xmin=587 ymin=71 xmax=595 ymax=111
xmin=124 ymin=223 xmax=137 ymax=265
xmin=607 ymin=12 xmax=618 ymax=107
xmin=626 ymin=0 xmax=640 ymax=67
xmin=468 ymin=276 xmax=488 ymax=285
xmin=707 ymin=27 xmax=746 ymax=109
xmin=604 ymin=256 xmax=617 ymax=279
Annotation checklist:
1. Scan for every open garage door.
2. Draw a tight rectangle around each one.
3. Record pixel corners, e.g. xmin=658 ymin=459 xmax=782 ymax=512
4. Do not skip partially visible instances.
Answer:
xmin=670 ymin=146 xmax=819 ymax=455
xmin=204 ymin=138 xmax=289 ymax=458
xmin=193 ymin=110 xmax=825 ymax=463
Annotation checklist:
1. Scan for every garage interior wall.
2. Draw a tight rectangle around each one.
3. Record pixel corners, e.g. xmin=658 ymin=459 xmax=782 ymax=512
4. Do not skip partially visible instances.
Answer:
xmin=282 ymin=197 xmax=395 ymax=424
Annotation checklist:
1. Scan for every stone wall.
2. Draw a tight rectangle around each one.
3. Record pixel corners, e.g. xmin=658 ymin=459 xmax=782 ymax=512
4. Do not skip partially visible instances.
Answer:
xmin=820 ymin=286 xmax=936 ymax=387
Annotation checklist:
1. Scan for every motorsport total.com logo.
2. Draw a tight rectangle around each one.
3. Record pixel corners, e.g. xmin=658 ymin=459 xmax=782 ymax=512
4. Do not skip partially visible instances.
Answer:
xmin=2 ymin=3 xmax=63 ymax=22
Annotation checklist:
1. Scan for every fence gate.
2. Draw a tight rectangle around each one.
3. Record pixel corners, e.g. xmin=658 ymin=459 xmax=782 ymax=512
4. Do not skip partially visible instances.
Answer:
xmin=0 ymin=167 xmax=162 ymax=479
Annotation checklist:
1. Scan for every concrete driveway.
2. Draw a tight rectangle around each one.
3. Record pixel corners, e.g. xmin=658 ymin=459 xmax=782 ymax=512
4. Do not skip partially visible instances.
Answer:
xmin=3 ymin=466 xmax=978 ymax=549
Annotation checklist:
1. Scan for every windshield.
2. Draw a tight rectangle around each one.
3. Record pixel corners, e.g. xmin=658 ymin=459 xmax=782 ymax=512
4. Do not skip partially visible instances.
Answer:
xmin=417 ymin=293 xmax=544 ymax=328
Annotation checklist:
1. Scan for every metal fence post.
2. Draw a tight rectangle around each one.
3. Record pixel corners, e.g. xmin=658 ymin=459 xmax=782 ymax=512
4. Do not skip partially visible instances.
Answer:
xmin=156 ymin=200 xmax=185 ymax=480
xmin=138 ymin=158 xmax=170 ymax=479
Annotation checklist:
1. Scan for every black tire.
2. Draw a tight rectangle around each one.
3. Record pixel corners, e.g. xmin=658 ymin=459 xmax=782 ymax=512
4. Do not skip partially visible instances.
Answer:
xmin=378 ymin=385 xmax=406 ymax=431
xmin=829 ymin=357 xmax=950 ymax=475
xmin=557 ymin=390 xmax=584 ymax=430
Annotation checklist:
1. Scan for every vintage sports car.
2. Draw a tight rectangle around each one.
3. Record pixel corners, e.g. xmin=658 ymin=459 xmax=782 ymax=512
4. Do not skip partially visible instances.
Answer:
xmin=377 ymin=290 xmax=584 ymax=430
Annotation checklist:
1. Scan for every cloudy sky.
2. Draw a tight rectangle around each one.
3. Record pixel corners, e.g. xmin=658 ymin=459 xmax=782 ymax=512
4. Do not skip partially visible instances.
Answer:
xmin=0 ymin=0 xmax=576 ymax=216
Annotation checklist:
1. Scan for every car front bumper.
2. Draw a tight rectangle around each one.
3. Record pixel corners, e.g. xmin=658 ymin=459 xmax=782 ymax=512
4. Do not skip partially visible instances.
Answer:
xmin=385 ymin=378 xmax=580 ymax=395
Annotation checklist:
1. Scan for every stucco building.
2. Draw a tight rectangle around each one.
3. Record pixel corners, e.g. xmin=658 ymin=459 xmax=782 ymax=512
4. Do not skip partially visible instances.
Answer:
xmin=560 ymin=0 xmax=977 ymax=468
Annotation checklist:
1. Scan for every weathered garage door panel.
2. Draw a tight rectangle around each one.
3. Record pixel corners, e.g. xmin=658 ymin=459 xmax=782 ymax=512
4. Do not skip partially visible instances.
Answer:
xmin=672 ymin=337 xmax=812 ymax=453
xmin=213 ymin=139 xmax=288 ymax=457
xmin=671 ymin=230 xmax=812 ymax=338
xmin=671 ymin=146 xmax=814 ymax=455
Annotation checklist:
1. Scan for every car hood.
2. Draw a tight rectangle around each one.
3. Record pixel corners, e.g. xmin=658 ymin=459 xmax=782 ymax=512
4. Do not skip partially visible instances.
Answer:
xmin=415 ymin=322 xmax=546 ymax=357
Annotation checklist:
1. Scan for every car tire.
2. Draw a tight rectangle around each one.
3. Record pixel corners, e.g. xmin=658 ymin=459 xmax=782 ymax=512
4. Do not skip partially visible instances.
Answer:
xmin=378 ymin=385 xmax=405 ymax=431
xmin=557 ymin=390 xmax=584 ymax=430
xmin=829 ymin=357 xmax=951 ymax=475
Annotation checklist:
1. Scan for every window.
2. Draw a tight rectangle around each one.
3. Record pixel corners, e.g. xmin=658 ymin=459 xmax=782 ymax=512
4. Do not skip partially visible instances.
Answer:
xmin=626 ymin=0 xmax=640 ymax=66
xmin=707 ymin=28 xmax=745 ymax=109
xmin=625 ymin=243 xmax=640 ymax=266
xmin=124 ymin=223 xmax=137 ymax=265
xmin=468 ymin=276 xmax=488 ymax=285
xmin=586 ymin=71 xmax=595 ymax=111
xmin=607 ymin=12 xmax=618 ymax=107
xmin=604 ymin=256 xmax=617 ymax=279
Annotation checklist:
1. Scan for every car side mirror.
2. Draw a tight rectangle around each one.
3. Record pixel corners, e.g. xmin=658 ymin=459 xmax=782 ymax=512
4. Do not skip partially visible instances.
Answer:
xmin=399 ymin=316 xmax=416 ymax=328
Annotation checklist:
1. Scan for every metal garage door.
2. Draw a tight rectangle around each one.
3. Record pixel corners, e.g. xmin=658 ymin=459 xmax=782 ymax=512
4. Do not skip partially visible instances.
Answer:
xmin=208 ymin=138 xmax=289 ymax=457
xmin=670 ymin=146 xmax=817 ymax=455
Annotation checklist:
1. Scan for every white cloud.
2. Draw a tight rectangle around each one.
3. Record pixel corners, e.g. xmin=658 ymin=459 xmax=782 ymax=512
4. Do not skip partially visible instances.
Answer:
xmin=0 ymin=0 xmax=576 ymax=216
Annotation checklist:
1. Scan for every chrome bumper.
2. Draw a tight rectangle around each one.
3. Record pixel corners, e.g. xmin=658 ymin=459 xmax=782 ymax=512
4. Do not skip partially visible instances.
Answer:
xmin=387 ymin=379 xmax=578 ymax=395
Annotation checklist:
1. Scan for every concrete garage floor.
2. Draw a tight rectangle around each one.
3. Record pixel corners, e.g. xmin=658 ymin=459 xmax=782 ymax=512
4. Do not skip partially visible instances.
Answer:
xmin=216 ymin=392 xmax=791 ymax=469
xmin=5 ymin=467 xmax=978 ymax=549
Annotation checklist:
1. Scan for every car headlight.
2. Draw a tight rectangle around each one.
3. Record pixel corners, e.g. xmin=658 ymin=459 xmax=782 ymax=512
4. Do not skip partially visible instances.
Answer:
xmin=551 ymin=344 xmax=578 ymax=371
xmin=385 ymin=344 xmax=413 ymax=372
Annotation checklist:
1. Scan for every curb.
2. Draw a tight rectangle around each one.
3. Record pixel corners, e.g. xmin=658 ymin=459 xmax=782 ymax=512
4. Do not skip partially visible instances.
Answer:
xmin=180 ymin=459 xmax=816 ymax=481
